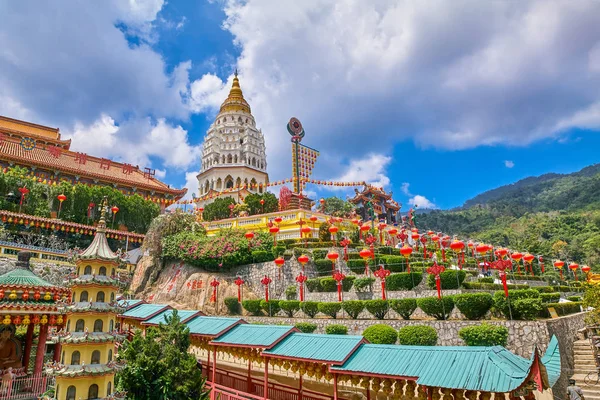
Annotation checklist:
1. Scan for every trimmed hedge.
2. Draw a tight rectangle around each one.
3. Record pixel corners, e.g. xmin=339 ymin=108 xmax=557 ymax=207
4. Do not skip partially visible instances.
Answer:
xmin=389 ymin=299 xmax=417 ymax=320
xmin=493 ymin=289 xmax=540 ymax=320
xmin=397 ymin=325 xmax=437 ymax=346
xmin=342 ymin=276 xmax=356 ymax=291
xmin=381 ymin=255 xmax=408 ymax=272
xmin=279 ymin=300 xmax=300 ymax=317
xmin=314 ymin=259 xmax=334 ymax=274
xmin=342 ymin=300 xmax=365 ymax=319
xmin=458 ymin=324 xmax=508 ymax=347
xmin=567 ymin=296 xmax=583 ymax=302
xmin=454 ymin=293 xmax=493 ymax=320
xmin=295 ymin=322 xmax=317 ymax=333
xmin=532 ymin=286 xmax=556 ymax=293
xmin=416 ymin=296 xmax=455 ymax=320
xmin=386 ymin=272 xmax=422 ymax=291
xmin=513 ymin=298 xmax=543 ymax=320
xmin=462 ymin=282 xmax=529 ymax=291
xmin=354 ymin=277 xmax=375 ymax=292
xmin=285 ymin=286 xmax=297 ymax=300
xmin=365 ymin=300 xmax=389 ymax=320
xmin=272 ymin=246 xmax=286 ymax=258
xmin=242 ymin=300 xmax=262 ymax=316
xmin=260 ymin=300 xmax=281 ymax=316
xmin=320 ymin=278 xmax=338 ymax=292
xmin=347 ymin=259 xmax=373 ymax=274
xmin=305 ymin=276 xmax=356 ymax=292
xmin=306 ymin=279 xmax=321 ymax=293
xmin=318 ymin=302 xmax=342 ymax=319
xmin=478 ymin=277 xmax=494 ymax=283
xmin=224 ymin=297 xmax=241 ymax=315
xmin=363 ymin=324 xmax=397 ymax=344
xmin=427 ymin=270 xmax=466 ymax=290
xmin=312 ymin=249 xmax=328 ymax=260
xmin=325 ymin=324 xmax=348 ymax=335
xmin=542 ymin=302 xmax=582 ymax=317
xmin=252 ymin=250 xmax=275 ymax=263
xmin=539 ymin=293 xmax=561 ymax=304
xmin=301 ymin=301 xmax=320 ymax=318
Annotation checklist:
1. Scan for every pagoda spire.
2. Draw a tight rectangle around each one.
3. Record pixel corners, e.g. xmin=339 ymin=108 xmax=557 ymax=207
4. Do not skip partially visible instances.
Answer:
xmin=219 ymin=71 xmax=251 ymax=114
xmin=97 ymin=196 xmax=108 ymax=232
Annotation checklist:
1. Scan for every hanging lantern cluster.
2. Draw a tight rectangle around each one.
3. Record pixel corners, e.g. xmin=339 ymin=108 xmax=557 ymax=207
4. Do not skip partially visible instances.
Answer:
xmin=0 ymin=313 xmax=64 ymax=326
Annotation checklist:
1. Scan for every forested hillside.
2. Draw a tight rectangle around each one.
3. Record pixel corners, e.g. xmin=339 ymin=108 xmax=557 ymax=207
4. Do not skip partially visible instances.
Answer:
xmin=418 ymin=164 xmax=600 ymax=267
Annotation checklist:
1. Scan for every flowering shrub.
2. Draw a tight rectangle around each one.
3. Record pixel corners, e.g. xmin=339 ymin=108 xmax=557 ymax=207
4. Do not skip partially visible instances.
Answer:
xmin=162 ymin=229 xmax=273 ymax=271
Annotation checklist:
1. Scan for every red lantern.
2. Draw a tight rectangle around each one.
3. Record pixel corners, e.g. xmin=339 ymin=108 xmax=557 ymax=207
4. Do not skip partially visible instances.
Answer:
xmin=234 ymin=276 xmax=245 ymax=302
xmin=32 ymin=315 xmax=40 ymax=325
xmin=297 ymin=254 xmax=309 ymax=271
xmin=333 ymin=271 xmax=345 ymax=302
xmin=523 ymin=253 xmax=535 ymax=276
xmin=569 ymin=263 xmax=580 ymax=281
xmin=34 ymin=291 xmax=41 ymax=301
xmin=269 ymin=226 xmax=280 ymax=246
xmin=511 ymin=252 xmax=523 ymax=274
xmin=554 ymin=260 xmax=565 ymax=280
xmin=301 ymin=225 xmax=311 ymax=238
xmin=21 ymin=291 xmax=29 ymax=301
xmin=57 ymin=194 xmax=67 ymax=218
xmin=18 ymin=187 xmax=29 ymax=212
xmin=274 ymin=256 xmax=285 ymax=279
xmin=296 ymin=273 xmax=308 ymax=302
xmin=491 ymin=259 xmax=512 ymax=298
xmin=12 ymin=316 xmax=21 ymax=325
xmin=582 ymin=265 xmax=592 ymax=281
xmin=245 ymin=231 xmax=255 ymax=240
xmin=359 ymin=248 xmax=372 ymax=276
xmin=399 ymin=245 xmax=413 ymax=272
xmin=359 ymin=224 xmax=370 ymax=240
xmin=274 ymin=217 xmax=283 ymax=224
xmin=49 ymin=315 xmax=57 ymax=326
xmin=373 ymin=265 xmax=391 ymax=300
xmin=328 ymin=225 xmax=339 ymax=245
xmin=327 ymin=251 xmax=339 ymax=274
xmin=427 ymin=262 xmax=446 ymax=299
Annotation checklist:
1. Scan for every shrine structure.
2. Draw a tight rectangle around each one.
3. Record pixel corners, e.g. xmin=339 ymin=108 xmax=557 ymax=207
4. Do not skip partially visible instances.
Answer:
xmin=46 ymin=197 xmax=125 ymax=400
xmin=0 ymin=115 xmax=186 ymax=208
xmin=348 ymin=184 xmax=400 ymax=224
xmin=0 ymin=250 xmax=69 ymax=398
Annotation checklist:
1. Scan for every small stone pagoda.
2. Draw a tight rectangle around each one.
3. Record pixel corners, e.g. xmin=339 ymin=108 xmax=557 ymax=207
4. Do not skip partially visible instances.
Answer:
xmin=46 ymin=197 xmax=125 ymax=400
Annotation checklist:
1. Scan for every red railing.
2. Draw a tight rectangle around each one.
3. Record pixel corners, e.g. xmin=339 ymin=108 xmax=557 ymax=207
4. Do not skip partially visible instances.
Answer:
xmin=0 ymin=374 xmax=52 ymax=400
xmin=202 ymin=362 xmax=341 ymax=400
xmin=208 ymin=382 xmax=264 ymax=400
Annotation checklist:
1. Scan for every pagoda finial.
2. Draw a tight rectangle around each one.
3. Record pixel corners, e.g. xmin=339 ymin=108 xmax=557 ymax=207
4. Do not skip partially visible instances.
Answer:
xmin=234 ymin=68 xmax=238 ymax=78
xmin=98 ymin=196 xmax=108 ymax=230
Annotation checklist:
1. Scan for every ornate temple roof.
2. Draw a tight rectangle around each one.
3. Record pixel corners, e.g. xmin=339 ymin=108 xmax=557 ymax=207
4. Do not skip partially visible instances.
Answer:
xmin=53 ymin=331 xmax=126 ymax=344
xmin=219 ymin=71 xmax=251 ymax=114
xmin=45 ymin=362 xmax=123 ymax=378
xmin=77 ymin=199 xmax=121 ymax=264
xmin=65 ymin=302 xmax=123 ymax=314
xmin=0 ymin=251 xmax=67 ymax=293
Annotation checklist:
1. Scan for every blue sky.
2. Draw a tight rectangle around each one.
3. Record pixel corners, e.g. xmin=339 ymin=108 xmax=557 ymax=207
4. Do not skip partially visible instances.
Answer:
xmin=2 ymin=1 xmax=600 ymax=210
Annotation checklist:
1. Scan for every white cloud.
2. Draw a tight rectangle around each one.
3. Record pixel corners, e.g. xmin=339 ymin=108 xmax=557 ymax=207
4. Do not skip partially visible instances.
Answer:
xmin=400 ymin=182 xmax=411 ymax=195
xmin=183 ymin=170 xmax=201 ymax=201
xmin=188 ymin=73 xmax=231 ymax=114
xmin=504 ymin=160 xmax=515 ymax=168
xmin=408 ymin=195 xmax=437 ymax=209
xmin=332 ymin=154 xmax=391 ymax=189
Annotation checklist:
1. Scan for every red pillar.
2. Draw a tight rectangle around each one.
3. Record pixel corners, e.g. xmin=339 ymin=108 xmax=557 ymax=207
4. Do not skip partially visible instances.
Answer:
xmin=247 ymin=359 xmax=252 ymax=393
xmin=22 ymin=323 xmax=35 ymax=371
xmin=333 ymin=374 xmax=338 ymax=400
xmin=207 ymin=350 xmax=211 ymax=380
xmin=53 ymin=342 xmax=62 ymax=363
xmin=263 ymin=357 xmax=269 ymax=399
xmin=33 ymin=324 xmax=48 ymax=376
xmin=298 ymin=375 xmax=303 ymax=399
xmin=211 ymin=348 xmax=217 ymax=386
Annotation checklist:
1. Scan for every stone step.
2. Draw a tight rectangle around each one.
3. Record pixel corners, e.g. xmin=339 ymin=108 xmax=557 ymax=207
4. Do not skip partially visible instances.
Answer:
xmin=575 ymin=355 xmax=596 ymax=362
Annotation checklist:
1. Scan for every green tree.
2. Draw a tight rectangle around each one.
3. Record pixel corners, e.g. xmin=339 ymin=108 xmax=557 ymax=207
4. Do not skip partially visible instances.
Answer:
xmin=320 ymin=197 xmax=355 ymax=217
xmin=116 ymin=310 xmax=210 ymax=400
xmin=244 ymin=192 xmax=278 ymax=215
xmin=202 ymin=197 xmax=236 ymax=221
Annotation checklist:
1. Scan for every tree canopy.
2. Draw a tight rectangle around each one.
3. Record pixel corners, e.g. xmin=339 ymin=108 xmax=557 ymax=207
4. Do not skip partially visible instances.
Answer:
xmin=202 ymin=197 xmax=236 ymax=221
xmin=116 ymin=310 xmax=209 ymax=400
xmin=319 ymin=196 xmax=355 ymax=217
xmin=244 ymin=192 xmax=278 ymax=215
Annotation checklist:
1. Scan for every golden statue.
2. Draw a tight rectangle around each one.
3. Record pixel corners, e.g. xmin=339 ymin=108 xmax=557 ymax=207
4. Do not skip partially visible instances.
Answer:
xmin=0 ymin=325 xmax=21 ymax=370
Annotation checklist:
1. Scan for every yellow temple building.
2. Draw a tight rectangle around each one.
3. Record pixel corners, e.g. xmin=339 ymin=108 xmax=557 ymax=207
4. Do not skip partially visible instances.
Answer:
xmin=46 ymin=198 xmax=125 ymax=400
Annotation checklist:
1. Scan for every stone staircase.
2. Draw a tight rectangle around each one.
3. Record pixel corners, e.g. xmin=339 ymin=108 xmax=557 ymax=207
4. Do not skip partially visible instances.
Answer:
xmin=571 ymin=339 xmax=600 ymax=399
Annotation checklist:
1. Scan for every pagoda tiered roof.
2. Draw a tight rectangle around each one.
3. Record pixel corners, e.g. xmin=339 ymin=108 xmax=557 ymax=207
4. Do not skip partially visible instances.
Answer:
xmin=64 ymin=301 xmax=124 ymax=314
xmin=45 ymin=361 xmax=123 ymax=378
xmin=65 ymin=274 xmax=121 ymax=287
xmin=52 ymin=331 xmax=126 ymax=345
xmin=349 ymin=184 xmax=401 ymax=211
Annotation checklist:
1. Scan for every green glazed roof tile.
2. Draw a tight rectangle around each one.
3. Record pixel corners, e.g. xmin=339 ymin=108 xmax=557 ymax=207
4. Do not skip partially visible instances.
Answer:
xmin=542 ymin=336 xmax=561 ymax=387
xmin=143 ymin=309 xmax=199 ymax=325
xmin=186 ymin=316 xmax=242 ymax=337
xmin=331 ymin=344 xmax=536 ymax=393
xmin=211 ymin=324 xmax=294 ymax=348
xmin=0 ymin=267 xmax=57 ymax=288
xmin=117 ymin=299 xmax=143 ymax=310
xmin=120 ymin=303 xmax=170 ymax=320
xmin=263 ymin=333 xmax=364 ymax=364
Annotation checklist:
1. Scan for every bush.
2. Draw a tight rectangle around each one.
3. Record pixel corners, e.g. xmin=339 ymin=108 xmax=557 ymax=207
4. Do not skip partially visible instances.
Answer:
xmin=301 ymin=302 xmax=320 ymax=318
xmin=313 ymin=259 xmax=334 ymax=274
xmin=386 ymin=273 xmax=422 ymax=291
xmin=325 ymin=324 xmax=348 ymax=335
xmin=389 ymin=299 xmax=417 ymax=320
xmin=347 ymin=259 xmax=372 ymax=274
xmin=381 ymin=255 xmax=407 ymax=272
xmin=377 ymin=246 xmax=395 ymax=255
xmin=312 ymin=249 xmax=329 ymax=260
xmin=354 ymin=277 xmax=375 ymax=292
xmin=427 ymin=270 xmax=466 ymax=290
xmin=454 ymin=293 xmax=493 ymax=320
xmin=543 ymin=302 xmax=582 ymax=317
xmin=242 ymin=300 xmax=263 ymax=316
xmin=532 ymin=286 xmax=556 ymax=293
xmin=363 ymin=324 xmax=397 ymax=344
xmin=458 ymin=324 xmax=508 ymax=347
xmin=318 ymin=302 xmax=342 ymax=319
xmin=478 ymin=277 xmax=494 ymax=283
xmin=540 ymin=293 xmax=561 ymax=304
xmin=397 ymin=325 xmax=437 ymax=346
xmin=272 ymin=245 xmax=286 ymax=258
xmin=365 ymin=300 xmax=389 ymax=320
xmin=342 ymin=276 xmax=356 ymax=291
xmin=416 ymin=296 xmax=455 ymax=320
xmin=342 ymin=301 xmax=365 ymax=319
xmin=512 ymin=298 xmax=543 ymax=320
xmin=568 ymin=296 xmax=583 ymax=302
xmin=305 ymin=279 xmax=321 ymax=292
xmin=260 ymin=300 xmax=281 ymax=317
xmin=224 ymin=297 xmax=241 ymax=315
xmin=285 ymin=286 xmax=297 ymax=300
xmin=320 ymin=278 xmax=338 ymax=292
xmin=280 ymin=300 xmax=300 ymax=317
xmin=295 ymin=322 xmax=317 ymax=333
xmin=493 ymin=289 xmax=540 ymax=319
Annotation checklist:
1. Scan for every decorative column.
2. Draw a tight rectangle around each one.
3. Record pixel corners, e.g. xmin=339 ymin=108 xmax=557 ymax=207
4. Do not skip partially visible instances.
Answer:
xmin=53 ymin=342 xmax=62 ymax=362
xmin=22 ymin=323 xmax=35 ymax=371
xmin=33 ymin=323 xmax=48 ymax=376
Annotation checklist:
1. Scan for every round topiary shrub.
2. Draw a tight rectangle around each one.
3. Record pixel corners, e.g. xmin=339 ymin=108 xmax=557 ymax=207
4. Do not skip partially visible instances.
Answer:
xmin=389 ymin=299 xmax=417 ymax=320
xmin=416 ymin=296 xmax=455 ymax=320
xmin=318 ymin=302 xmax=342 ymax=319
xmin=301 ymin=301 xmax=320 ymax=318
xmin=493 ymin=289 xmax=540 ymax=319
xmin=454 ymin=293 xmax=493 ymax=320
xmin=353 ymin=277 xmax=375 ymax=292
xmin=458 ymin=323 xmax=508 ymax=347
xmin=342 ymin=301 xmax=365 ymax=319
xmin=260 ymin=300 xmax=281 ymax=317
xmin=242 ymin=299 xmax=263 ymax=316
xmin=319 ymin=278 xmax=338 ymax=292
xmin=427 ymin=270 xmax=466 ymax=290
xmin=397 ymin=325 xmax=437 ymax=346
xmin=325 ymin=324 xmax=348 ymax=335
xmin=279 ymin=300 xmax=301 ymax=317
xmin=385 ymin=272 xmax=422 ymax=291
xmin=295 ymin=322 xmax=317 ymax=333
xmin=362 ymin=324 xmax=397 ymax=344
xmin=224 ymin=297 xmax=241 ymax=315
xmin=512 ymin=298 xmax=543 ymax=320
xmin=364 ymin=300 xmax=389 ymax=320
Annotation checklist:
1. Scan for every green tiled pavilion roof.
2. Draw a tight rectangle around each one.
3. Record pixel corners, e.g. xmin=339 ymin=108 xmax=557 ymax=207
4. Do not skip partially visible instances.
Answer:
xmin=330 ymin=340 xmax=557 ymax=393
xmin=186 ymin=316 xmax=242 ymax=337
xmin=211 ymin=324 xmax=295 ymax=348
xmin=0 ymin=267 xmax=57 ymax=288
xmin=120 ymin=303 xmax=170 ymax=320
xmin=117 ymin=299 xmax=143 ymax=310
xmin=263 ymin=333 xmax=365 ymax=364
xmin=143 ymin=309 xmax=200 ymax=326
xmin=541 ymin=336 xmax=561 ymax=387
xmin=77 ymin=201 xmax=120 ymax=263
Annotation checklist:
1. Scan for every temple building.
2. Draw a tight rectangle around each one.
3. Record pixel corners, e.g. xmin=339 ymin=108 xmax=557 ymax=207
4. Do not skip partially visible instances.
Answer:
xmin=0 ymin=115 xmax=186 ymax=208
xmin=0 ymin=250 xmax=69 ymax=397
xmin=349 ymin=184 xmax=400 ymax=224
xmin=46 ymin=198 xmax=125 ymax=400
xmin=196 ymin=72 xmax=269 ymax=207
